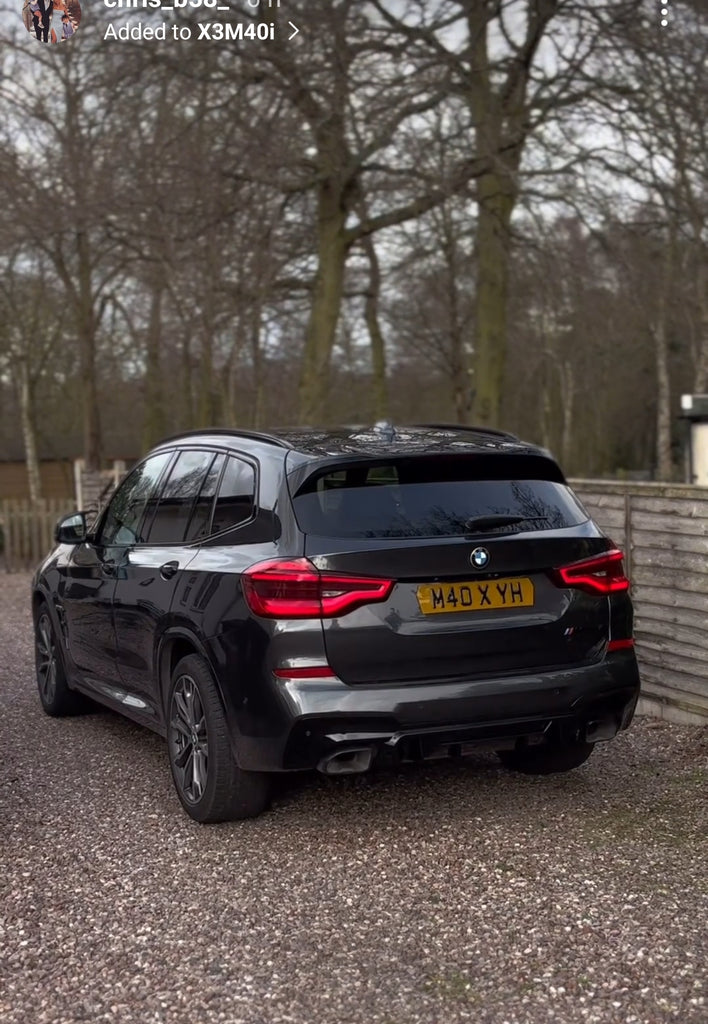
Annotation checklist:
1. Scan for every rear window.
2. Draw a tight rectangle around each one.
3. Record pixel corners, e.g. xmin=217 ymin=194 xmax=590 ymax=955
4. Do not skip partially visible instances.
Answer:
xmin=291 ymin=458 xmax=588 ymax=539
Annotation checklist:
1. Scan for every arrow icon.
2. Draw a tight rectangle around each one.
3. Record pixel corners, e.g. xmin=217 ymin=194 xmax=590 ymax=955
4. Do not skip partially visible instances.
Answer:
xmin=288 ymin=21 xmax=299 ymax=40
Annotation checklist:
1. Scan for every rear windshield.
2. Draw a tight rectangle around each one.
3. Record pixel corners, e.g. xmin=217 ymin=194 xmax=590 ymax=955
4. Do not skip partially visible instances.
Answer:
xmin=291 ymin=458 xmax=588 ymax=539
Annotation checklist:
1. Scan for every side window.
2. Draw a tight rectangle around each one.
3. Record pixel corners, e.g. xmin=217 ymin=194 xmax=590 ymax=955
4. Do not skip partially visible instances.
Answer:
xmin=98 ymin=452 xmax=173 ymax=546
xmin=185 ymin=454 xmax=225 ymax=542
xmin=145 ymin=450 xmax=216 ymax=545
xmin=210 ymin=457 xmax=255 ymax=534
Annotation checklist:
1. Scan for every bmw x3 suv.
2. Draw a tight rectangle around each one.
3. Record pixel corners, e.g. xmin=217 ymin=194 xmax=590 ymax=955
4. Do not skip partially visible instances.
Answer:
xmin=32 ymin=423 xmax=640 ymax=822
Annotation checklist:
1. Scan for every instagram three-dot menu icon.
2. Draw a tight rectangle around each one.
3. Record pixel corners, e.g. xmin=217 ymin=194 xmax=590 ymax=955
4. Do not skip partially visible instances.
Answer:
xmin=21 ymin=0 xmax=81 ymax=42
xmin=660 ymin=2 xmax=669 ymax=27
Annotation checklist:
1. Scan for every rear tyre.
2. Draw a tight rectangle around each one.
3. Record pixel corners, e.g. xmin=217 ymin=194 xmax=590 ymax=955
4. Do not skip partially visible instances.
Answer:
xmin=34 ymin=606 xmax=88 ymax=716
xmin=497 ymin=738 xmax=595 ymax=775
xmin=167 ymin=654 xmax=270 ymax=823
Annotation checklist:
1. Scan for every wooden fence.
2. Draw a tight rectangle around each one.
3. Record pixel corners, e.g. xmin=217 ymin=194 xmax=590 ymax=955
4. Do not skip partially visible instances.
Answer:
xmin=573 ymin=480 xmax=708 ymax=726
xmin=0 ymin=499 xmax=74 ymax=573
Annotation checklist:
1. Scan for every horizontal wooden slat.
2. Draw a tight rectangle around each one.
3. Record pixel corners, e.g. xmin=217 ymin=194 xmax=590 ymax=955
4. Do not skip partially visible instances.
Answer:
xmin=635 ymin=630 xmax=708 ymax=663
xmin=637 ymin=602 xmax=708 ymax=633
xmin=636 ymin=624 xmax=708 ymax=655
xmin=638 ymin=672 xmax=708 ymax=710
xmin=632 ymin=496 xmax=708 ymax=518
xmin=630 ymin=511 xmax=708 ymax=535
xmin=631 ymin=568 xmax=708 ymax=594
xmin=632 ymin=584 xmax=708 ymax=614
xmin=582 ymin=515 xmax=625 ymax=529
xmin=584 ymin=512 xmax=626 ymax=531
xmin=632 ymin=547 xmax=708 ymax=572
xmin=635 ymin=643 xmax=708 ymax=687
xmin=571 ymin=479 xmax=708 ymax=501
xmin=631 ymin=529 xmax=708 ymax=556
xmin=580 ymin=496 xmax=626 ymax=511
xmin=582 ymin=503 xmax=625 ymax=519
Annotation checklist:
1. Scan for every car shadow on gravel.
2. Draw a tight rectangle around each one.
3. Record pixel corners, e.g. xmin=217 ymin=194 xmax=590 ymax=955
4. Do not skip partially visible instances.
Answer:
xmin=24 ymin=695 xmax=707 ymax=848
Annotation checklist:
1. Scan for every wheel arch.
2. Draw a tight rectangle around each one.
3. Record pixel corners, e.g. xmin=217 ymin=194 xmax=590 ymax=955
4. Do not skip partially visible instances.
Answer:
xmin=158 ymin=628 xmax=245 ymax=765
xmin=31 ymin=587 xmax=65 ymax=647
xmin=158 ymin=629 xmax=205 ymax=695
xmin=31 ymin=586 xmax=50 ymax=622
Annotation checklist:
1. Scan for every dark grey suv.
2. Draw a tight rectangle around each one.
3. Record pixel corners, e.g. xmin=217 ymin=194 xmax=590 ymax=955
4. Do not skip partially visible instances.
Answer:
xmin=32 ymin=424 xmax=640 ymax=822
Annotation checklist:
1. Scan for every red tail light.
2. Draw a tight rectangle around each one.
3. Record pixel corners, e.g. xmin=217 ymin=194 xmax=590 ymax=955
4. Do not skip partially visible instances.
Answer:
xmin=242 ymin=558 xmax=394 ymax=618
xmin=607 ymin=638 xmax=635 ymax=652
xmin=272 ymin=666 xmax=337 ymax=679
xmin=551 ymin=549 xmax=630 ymax=595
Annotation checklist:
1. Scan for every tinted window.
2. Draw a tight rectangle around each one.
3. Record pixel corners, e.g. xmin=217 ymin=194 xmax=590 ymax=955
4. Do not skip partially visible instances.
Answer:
xmin=146 ymin=450 xmax=215 ymax=544
xmin=99 ymin=452 xmax=173 ymax=546
xmin=292 ymin=459 xmax=588 ymax=539
xmin=185 ymin=453 xmax=225 ymax=542
xmin=210 ymin=457 xmax=255 ymax=534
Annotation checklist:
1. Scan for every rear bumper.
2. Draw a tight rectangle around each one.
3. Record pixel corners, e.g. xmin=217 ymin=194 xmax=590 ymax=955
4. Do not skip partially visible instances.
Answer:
xmin=235 ymin=652 xmax=640 ymax=771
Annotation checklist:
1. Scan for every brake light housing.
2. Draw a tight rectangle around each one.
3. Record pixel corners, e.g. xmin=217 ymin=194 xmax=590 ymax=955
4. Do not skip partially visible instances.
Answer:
xmin=551 ymin=549 xmax=630 ymax=596
xmin=242 ymin=558 xmax=394 ymax=618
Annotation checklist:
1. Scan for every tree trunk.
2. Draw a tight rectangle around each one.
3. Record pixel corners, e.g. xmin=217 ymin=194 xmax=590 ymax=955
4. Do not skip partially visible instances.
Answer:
xmin=560 ymin=361 xmax=574 ymax=468
xmin=472 ymin=173 xmax=515 ymax=428
xmin=693 ymin=252 xmax=708 ymax=391
xmin=197 ymin=222 xmax=220 ymax=426
xmin=250 ymin=303 xmax=265 ymax=429
xmin=198 ymin=343 xmax=217 ymax=425
xmin=198 ymin=313 xmax=216 ymax=427
xmin=76 ymin=230 xmax=102 ymax=471
xmin=298 ymin=185 xmax=349 ymax=423
xmin=441 ymin=204 xmax=469 ymax=424
xmin=361 ymin=234 xmax=389 ymax=421
xmin=181 ymin=333 xmax=194 ymax=432
xmin=19 ymin=359 xmax=42 ymax=505
xmin=143 ymin=284 xmax=166 ymax=449
xmin=654 ymin=229 xmax=676 ymax=481
xmin=541 ymin=347 xmax=554 ymax=451
xmin=654 ymin=317 xmax=673 ymax=480
xmin=452 ymin=361 xmax=471 ymax=424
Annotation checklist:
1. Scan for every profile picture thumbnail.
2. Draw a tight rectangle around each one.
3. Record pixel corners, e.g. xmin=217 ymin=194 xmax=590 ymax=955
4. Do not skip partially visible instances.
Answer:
xmin=21 ymin=0 xmax=81 ymax=43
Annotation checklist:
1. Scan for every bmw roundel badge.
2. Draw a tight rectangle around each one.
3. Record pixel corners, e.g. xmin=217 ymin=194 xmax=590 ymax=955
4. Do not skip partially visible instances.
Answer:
xmin=470 ymin=547 xmax=490 ymax=569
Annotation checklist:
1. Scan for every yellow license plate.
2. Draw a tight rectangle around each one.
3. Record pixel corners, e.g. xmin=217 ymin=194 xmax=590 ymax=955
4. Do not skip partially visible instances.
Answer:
xmin=417 ymin=577 xmax=535 ymax=614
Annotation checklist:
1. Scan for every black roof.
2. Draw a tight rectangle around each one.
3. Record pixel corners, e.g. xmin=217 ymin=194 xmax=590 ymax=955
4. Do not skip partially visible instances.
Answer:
xmin=156 ymin=423 xmax=549 ymax=462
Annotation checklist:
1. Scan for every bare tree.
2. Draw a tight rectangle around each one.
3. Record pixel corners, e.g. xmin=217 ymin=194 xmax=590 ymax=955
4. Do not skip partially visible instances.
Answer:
xmin=373 ymin=0 xmax=646 ymax=427
xmin=0 ymin=255 xmax=73 ymax=502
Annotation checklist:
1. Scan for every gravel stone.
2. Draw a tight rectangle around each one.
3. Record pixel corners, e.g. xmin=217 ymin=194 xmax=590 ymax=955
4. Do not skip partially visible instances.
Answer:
xmin=1 ymin=573 xmax=706 ymax=1023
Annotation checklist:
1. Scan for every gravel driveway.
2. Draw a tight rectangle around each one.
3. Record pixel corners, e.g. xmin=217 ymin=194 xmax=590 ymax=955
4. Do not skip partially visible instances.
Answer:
xmin=1 ymin=573 xmax=706 ymax=1024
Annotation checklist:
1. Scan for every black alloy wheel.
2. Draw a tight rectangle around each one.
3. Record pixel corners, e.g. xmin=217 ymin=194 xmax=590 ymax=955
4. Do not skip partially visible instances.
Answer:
xmin=36 ymin=612 xmax=58 ymax=707
xmin=169 ymin=673 xmax=209 ymax=805
xmin=166 ymin=654 xmax=270 ymax=822
xmin=34 ymin=606 xmax=87 ymax=716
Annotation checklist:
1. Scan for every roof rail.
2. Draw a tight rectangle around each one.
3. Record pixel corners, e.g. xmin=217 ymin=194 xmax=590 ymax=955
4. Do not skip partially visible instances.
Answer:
xmin=155 ymin=428 xmax=295 ymax=450
xmin=412 ymin=423 xmax=519 ymax=441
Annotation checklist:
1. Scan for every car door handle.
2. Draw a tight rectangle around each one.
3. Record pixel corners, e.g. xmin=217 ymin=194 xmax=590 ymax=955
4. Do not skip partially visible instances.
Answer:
xmin=101 ymin=559 xmax=116 ymax=576
xmin=160 ymin=560 xmax=179 ymax=581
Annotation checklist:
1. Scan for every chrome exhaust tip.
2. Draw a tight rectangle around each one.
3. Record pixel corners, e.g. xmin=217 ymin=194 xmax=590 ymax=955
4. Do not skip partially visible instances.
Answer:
xmin=317 ymin=747 xmax=374 ymax=776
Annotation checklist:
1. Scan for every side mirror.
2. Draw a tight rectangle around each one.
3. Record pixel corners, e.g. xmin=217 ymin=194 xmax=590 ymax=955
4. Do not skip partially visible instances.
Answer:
xmin=55 ymin=512 xmax=88 ymax=545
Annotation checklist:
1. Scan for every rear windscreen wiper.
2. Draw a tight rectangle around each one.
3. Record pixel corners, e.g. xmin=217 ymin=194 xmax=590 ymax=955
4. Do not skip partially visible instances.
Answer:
xmin=464 ymin=514 xmax=547 ymax=532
